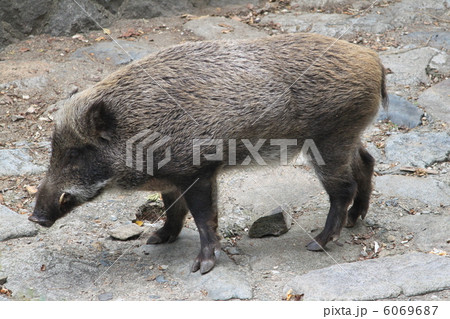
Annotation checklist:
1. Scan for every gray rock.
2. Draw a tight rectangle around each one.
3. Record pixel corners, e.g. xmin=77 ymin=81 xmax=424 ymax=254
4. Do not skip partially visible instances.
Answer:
xmin=375 ymin=175 xmax=450 ymax=206
xmin=0 ymin=148 xmax=46 ymax=176
xmin=351 ymin=0 xmax=449 ymax=34
xmin=44 ymin=0 xmax=111 ymax=36
xmin=0 ymin=276 xmax=7 ymax=285
xmin=0 ymin=205 xmax=38 ymax=241
xmin=71 ymin=40 xmax=157 ymax=65
xmin=260 ymin=13 xmax=350 ymax=37
xmin=291 ymin=0 xmax=352 ymax=10
xmin=155 ymin=275 xmax=167 ymax=283
xmin=402 ymin=32 xmax=450 ymax=51
xmin=0 ymin=75 xmax=49 ymax=92
xmin=380 ymin=47 xmax=440 ymax=86
xmin=418 ymin=79 xmax=450 ymax=123
xmin=107 ymin=224 xmax=144 ymax=240
xmin=248 ymin=206 xmax=292 ymax=238
xmin=183 ymin=16 xmax=267 ymax=40
xmin=284 ymin=253 xmax=450 ymax=300
xmin=0 ymin=0 xmax=52 ymax=41
xmin=397 ymin=214 xmax=450 ymax=251
xmin=141 ymin=228 xmax=252 ymax=300
xmin=98 ymin=292 xmax=113 ymax=301
xmin=384 ymin=132 xmax=450 ymax=168
xmin=429 ymin=51 xmax=450 ymax=76
xmin=377 ymin=94 xmax=423 ymax=128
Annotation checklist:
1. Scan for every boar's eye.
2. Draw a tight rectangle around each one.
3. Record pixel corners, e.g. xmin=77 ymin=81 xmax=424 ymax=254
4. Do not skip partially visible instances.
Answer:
xmin=67 ymin=148 xmax=80 ymax=160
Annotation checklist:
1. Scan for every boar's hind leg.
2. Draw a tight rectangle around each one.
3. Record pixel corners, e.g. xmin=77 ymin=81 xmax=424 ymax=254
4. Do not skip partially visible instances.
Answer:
xmin=182 ymin=175 xmax=220 ymax=274
xmin=307 ymin=146 xmax=357 ymax=251
xmin=147 ymin=190 xmax=188 ymax=244
xmin=346 ymin=146 xmax=375 ymax=228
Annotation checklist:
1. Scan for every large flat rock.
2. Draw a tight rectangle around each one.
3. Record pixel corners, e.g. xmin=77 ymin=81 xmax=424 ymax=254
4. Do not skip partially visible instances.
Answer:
xmin=380 ymin=47 xmax=440 ymax=86
xmin=418 ymin=79 xmax=450 ymax=124
xmin=375 ymin=175 xmax=450 ymax=207
xmin=183 ymin=16 xmax=267 ymax=40
xmin=384 ymin=132 xmax=450 ymax=168
xmin=284 ymin=253 xmax=450 ymax=300
xmin=70 ymin=40 xmax=158 ymax=65
xmin=0 ymin=205 xmax=38 ymax=241
xmin=0 ymin=149 xmax=46 ymax=176
xmin=260 ymin=12 xmax=350 ymax=37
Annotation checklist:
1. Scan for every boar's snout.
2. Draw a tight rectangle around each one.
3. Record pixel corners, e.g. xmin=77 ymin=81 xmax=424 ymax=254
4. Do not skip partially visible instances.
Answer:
xmin=28 ymin=213 xmax=55 ymax=227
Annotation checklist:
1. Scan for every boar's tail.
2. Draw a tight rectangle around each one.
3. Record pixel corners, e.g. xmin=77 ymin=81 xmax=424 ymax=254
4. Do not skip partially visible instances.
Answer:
xmin=381 ymin=66 xmax=389 ymax=110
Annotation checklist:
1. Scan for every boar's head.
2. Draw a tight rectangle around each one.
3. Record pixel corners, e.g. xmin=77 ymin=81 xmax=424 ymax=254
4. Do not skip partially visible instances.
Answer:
xmin=29 ymin=98 xmax=117 ymax=227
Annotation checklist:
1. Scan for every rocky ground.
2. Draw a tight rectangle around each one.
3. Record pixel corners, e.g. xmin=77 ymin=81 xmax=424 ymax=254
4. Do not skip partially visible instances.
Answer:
xmin=0 ymin=0 xmax=449 ymax=301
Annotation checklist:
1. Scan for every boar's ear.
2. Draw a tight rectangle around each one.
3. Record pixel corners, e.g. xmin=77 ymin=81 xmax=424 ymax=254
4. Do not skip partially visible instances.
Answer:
xmin=86 ymin=100 xmax=116 ymax=142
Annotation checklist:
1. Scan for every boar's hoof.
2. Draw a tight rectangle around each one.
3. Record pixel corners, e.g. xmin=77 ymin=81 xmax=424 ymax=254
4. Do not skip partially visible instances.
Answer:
xmin=306 ymin=239 xmax=326 ymax=251
xmin=146 ymin=228 xmax=178 ymax=244
xmin=191 ymin=245 xmax=221 ymax=274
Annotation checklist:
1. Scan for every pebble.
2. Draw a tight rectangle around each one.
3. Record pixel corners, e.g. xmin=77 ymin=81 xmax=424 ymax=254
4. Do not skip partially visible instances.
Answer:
xmin=107 ymin=224 xmax=143 ymax=240
xmin=248 ymin=206 xmax=292 ymax=238
xmin=155 ymin=275 xmax=168 ymax=283
xmin=0 ymin=276 xmax=7 ymax=285
xmin=98 ymin=292 xmax=113 ymax=301
xmin=149 ymin=295 xmax=160 ymax=300
xmin=387 ymin=235 xmax=396 ymax=242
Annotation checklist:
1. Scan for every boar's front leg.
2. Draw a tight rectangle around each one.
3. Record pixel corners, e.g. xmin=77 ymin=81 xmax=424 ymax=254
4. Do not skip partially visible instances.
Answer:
xmin=181 ymin=175 xmax=220 ymax=274
xmin=147 ymin=190 xmax=188 ymax=244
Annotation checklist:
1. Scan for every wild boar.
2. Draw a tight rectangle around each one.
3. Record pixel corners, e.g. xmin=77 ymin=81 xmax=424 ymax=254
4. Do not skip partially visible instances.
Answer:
xmin=30 ymin=33 xmax=388 ymax=274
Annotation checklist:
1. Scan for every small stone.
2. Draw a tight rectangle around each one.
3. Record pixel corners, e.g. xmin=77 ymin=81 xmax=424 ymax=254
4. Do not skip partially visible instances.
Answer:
xmin=224 ymin=246 xmax=240 ymax=255
xmin=11 ymin=115 xmax=25 ymax=122
xmin=149 ymin=295 xmax=160 ymax=299
xmin=248 ymin=206 xmax=292 ymax=238
xmin=158 ymin=264 xmax=168 ymax=270
xmin=387 ymin=235 xmax=396 ymax=242
xmin=155 ymin=275 xmax=167 ymax=283
xmin=0 ymin=276 xmax=7 ymax=285
xmin=98 ymin=292 xmax=113 ymax=301
xmin=107 ymin=224 xmax=143 ymax=240
xmin=360 ymin=250 xmax=368 ymax=257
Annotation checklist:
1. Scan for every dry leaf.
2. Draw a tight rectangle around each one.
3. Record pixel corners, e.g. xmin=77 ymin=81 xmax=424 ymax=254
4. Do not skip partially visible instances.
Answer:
xmin=95 ymin=36 xmax=106 ymax=42
xmin=25 ymin=185 xmax=38 ymax=195
xmin=103 ymin=28 xmax=111 ymax=35
xmin=0 ymin=287 xmax=12 ymax=297
xmin=285 ymin=288 xmax=304 ymax=301
xmin=134 ymin=220 xmax=144 ymax=227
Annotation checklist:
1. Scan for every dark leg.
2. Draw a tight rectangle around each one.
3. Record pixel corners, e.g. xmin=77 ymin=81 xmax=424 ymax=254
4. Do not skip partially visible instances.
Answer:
xmin=346 ymin=145 xmax=375 ymax=228
xmin=147 ymin=190 xmax=189 ymax=244
xmin=307 ymin=143 xmax=357 ymax=251
xmin=181 ymin=174 xmax=220 ymax=274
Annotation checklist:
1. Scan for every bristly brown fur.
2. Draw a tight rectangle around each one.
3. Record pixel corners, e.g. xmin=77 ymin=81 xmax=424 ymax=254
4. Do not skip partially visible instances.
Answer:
xmin=34 ymin=33 xmax=388 ymax=274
